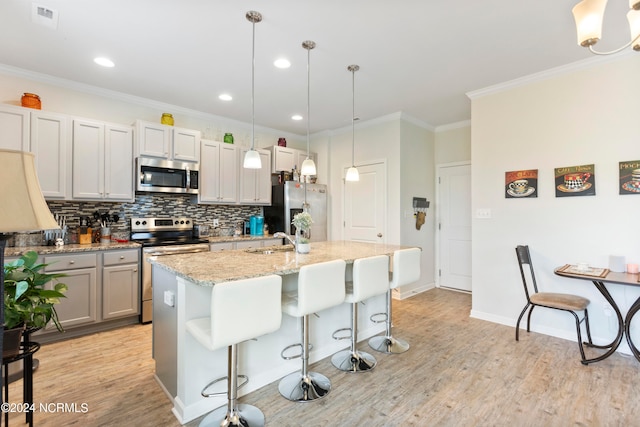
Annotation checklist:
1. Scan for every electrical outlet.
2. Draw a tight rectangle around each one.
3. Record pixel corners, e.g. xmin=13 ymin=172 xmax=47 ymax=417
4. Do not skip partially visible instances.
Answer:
xmin=213 ymin=219 xmax=219 ymax=227
xmin=164 ymin=291 xmax=175 ymax=307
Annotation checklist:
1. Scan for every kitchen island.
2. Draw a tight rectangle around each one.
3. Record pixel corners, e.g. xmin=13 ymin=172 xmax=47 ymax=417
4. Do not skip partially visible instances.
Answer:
xmin=149 ymin=240 xmax=410 ymax=424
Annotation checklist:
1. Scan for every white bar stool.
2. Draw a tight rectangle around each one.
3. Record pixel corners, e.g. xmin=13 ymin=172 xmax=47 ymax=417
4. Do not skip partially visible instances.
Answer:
xmin=369 ymin=247 xmax=421 ymax=354
xmin=186 ymin=275 xmax=282 ymax=427
xmin=278 ymin=259 xmax=346 ymax=402
xmin=331 ymin=255 xmax=390 ymax=372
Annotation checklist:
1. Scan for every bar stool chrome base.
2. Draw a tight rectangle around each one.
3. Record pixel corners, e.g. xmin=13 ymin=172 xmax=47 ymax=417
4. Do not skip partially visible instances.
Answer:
xmin=331 ymin=349 xmax=377 ymax=372
xmin=278 ymin=371 xmax=331 ymax=402
xmin=199 ymin=403 xmax=264 ymax=427
xmin=369 ymin=335 xmax=410 ymax=354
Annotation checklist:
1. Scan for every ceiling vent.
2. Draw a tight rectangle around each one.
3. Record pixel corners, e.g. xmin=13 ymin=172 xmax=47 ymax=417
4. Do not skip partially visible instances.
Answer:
xmin=31 ymin=3 xmax=59 ymax=30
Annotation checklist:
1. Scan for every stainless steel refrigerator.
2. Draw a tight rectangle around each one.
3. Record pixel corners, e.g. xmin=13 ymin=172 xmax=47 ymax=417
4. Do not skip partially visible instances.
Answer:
xmin=264 ymin=181 xmax=327 ymax=241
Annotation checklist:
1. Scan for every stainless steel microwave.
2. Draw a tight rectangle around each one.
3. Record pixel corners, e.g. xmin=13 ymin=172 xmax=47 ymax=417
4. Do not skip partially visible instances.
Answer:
xmin=136 ymin=157 xmax=199 ymax=194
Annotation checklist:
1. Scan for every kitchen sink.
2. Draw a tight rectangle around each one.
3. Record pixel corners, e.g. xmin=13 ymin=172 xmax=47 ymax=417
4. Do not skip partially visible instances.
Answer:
xmin=245 ymin=245 xmax=295 ymax=254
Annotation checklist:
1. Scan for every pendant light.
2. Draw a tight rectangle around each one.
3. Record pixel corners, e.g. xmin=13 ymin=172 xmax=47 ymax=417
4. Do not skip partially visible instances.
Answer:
xmin=243 ymin=10 xmax=262 ymax=169
xmin=345 ymin=64 xmax=360 ymax=182
xmin=300 ymin=40 xmax=317 ymax=177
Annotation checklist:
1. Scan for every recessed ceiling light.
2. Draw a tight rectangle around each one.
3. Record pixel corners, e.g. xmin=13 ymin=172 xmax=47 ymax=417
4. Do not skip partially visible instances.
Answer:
xmin=94 ymin=57 xmax=114 ymax=68
xmin=219 ymin=94 xmax=233 ymax=101
xmin=292 ymin=115 xmax=303 ymax=121
xmin=274 ymin=58 xmax=291 ymax=69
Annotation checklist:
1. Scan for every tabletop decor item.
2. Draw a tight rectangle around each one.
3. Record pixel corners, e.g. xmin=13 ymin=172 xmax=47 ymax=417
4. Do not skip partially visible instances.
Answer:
xmin=277 ymin=137 xmax=286 ymax=147
xmin=21 ymin=93 xmax=41 ymax=109
xmin=3 ymin=251 xmax=68 ymax=356
xmin=292 ymin=211 xmax=313 ymax=254
xmin=223 ymin=133 xmax=234 ymax=144
xmin=161 ymin=113 xmax=174 ymax=126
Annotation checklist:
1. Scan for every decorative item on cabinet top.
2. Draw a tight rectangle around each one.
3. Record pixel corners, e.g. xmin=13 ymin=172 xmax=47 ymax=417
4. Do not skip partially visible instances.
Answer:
xmin=161 ymin=113 xmax=174 ymax=126
xmin=21 ymin=92 xmax=41 ymax=109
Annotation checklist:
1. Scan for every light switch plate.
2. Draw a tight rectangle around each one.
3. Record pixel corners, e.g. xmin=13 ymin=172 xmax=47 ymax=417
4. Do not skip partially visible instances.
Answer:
xmin=475 ymin=208 xmax=492 ymax=219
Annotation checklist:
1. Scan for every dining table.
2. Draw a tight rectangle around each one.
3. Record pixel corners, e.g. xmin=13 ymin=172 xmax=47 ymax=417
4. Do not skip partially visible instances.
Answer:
xmin=554 ymin=264 xmax=640 ymax=365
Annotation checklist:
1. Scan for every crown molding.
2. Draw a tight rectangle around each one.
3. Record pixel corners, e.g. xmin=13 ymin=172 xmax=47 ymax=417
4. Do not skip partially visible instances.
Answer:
xmin=466 ymin=50 xmax=635 ymax=100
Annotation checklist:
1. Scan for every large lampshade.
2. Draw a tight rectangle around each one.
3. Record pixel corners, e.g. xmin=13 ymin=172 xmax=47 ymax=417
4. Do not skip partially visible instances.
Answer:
xmin=0 ymin=149 xmax=59 ymax=232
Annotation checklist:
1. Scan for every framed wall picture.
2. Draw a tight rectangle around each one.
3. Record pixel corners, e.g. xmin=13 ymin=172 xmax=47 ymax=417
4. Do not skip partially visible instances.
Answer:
xmin=555 ymin=164 xmax=596 ymax=197
xmin=505 ymin=169 xmax=538 ymax=198
xmin=619 ymin=160 xmax=640 ymax=195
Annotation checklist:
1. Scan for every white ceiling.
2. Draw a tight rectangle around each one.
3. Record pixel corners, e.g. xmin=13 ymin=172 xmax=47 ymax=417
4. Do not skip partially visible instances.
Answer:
xmin=0 ymin=1 xmax=635 ymax=135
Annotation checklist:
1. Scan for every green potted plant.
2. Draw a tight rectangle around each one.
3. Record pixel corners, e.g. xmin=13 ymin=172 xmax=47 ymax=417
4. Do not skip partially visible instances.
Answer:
xmin=3 ymin=250 xmax=68 ymax=358
xmin=292 ymin=212 xmax=313 ymax=254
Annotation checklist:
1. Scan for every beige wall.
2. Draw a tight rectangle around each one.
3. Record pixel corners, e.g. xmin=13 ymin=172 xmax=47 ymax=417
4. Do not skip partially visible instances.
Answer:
xmin=435 ymin=123 xmax=471 ymax=165
xmin=469 ymin=54 xmax=640 ymax=353
xmin=0 ymin=67 xmax=305 ymax=149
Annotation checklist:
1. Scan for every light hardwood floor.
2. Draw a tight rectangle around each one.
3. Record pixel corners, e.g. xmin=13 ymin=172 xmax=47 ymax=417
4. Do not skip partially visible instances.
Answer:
xmin=7 ymin=288 xmax=640 ymax=426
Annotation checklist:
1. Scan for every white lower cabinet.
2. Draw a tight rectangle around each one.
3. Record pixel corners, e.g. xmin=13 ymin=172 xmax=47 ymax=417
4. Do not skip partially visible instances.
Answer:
xmin=42 ymin=253 xmax=98 ymax=330
xmin=210 ymin=238 xmax=283 ymax=252
xmin=33 ymin=248 xmax=140 ymax=339
xmin=102 ymin=250 xmax=140 ymax=320
xmin=209 ymin=242 xmax=234 ymax=251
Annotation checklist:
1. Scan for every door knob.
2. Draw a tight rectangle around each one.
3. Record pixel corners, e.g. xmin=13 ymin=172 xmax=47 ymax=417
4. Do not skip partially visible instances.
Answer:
xmin=377 ymin=233 xmax=383 ymax=238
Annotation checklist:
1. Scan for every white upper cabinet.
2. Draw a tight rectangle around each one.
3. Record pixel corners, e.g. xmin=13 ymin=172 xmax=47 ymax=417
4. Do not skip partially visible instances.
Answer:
xmin=199 ymin=140 xmax=238 ymax=204
xmin=72 ymin=119 xmax=134 ymax=201
xmin=239 ymin=149 xmax=271 ymax=205
xmin=270 ymin=146 xmax=296 ymax=172
xmin=136 ymin=120 xmax=200 ymax=162
xmin=269 ymin=145 xmax=316 ymax=174
xmin=0 ymin=104 xmax=30 ymax=151
xmin=30 ymin=111 xmax=70 ymax=200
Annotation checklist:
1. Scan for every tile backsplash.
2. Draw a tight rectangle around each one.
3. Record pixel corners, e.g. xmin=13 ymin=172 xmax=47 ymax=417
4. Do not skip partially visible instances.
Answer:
xmin=9 ymin=193 xmax=262 ymax=247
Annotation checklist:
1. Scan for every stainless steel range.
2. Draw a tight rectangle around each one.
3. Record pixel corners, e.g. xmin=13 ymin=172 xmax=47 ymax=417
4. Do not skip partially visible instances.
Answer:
xmin=130 ymin=217 xmax=209 ymax=323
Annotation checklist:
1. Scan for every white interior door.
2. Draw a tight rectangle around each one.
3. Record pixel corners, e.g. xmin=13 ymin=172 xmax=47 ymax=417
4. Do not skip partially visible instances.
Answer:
xmin=438 ymin=163 xmax=472 ymax=292
xmin=343 ymin=162 xmax=386 ymax=243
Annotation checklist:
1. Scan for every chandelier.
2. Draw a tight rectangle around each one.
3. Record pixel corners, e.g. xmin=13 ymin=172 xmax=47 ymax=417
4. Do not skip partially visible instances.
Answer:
xmin=572 ymin=0 xmax=640 ymax=55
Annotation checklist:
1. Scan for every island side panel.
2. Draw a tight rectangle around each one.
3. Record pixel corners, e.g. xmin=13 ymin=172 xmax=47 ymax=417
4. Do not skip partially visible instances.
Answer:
xmin=152 ymin=265 xmax=179 ymax=398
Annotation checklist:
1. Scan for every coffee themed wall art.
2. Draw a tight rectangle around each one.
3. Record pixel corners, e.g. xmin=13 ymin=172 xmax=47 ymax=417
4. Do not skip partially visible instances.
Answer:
xmin=505 ymin=169 xmax=538 ymax=198
xmin=619 ymin=160 xmax=640 ymax=195
xmin=555 ymin=164 xmax=596 ymax=197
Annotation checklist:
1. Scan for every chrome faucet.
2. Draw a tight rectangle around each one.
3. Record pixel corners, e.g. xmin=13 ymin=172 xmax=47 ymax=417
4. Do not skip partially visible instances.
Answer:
xmin=274 ymin=232 xmax=296 ymax=249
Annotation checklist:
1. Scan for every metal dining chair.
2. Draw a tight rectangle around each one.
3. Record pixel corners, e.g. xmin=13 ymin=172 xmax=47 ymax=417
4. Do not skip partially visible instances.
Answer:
xmin=515 ymin=245 xmax=593 ymax=362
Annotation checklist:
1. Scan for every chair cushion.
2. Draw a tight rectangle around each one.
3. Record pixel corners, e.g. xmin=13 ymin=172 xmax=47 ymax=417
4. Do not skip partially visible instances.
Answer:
xmin=531 ymin=292 xmax=590 ymax=311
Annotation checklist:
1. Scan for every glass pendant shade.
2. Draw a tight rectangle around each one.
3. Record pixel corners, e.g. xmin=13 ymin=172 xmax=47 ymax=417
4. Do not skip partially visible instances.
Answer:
xmin=345 ymin=166 xmax=360 ymax=182
xmin=243 ymin=149 xmax=262 ymax=169
xmin=572 ymin=0 xmax=607 ymax=47
xmin=300 ymin=157 xmax=316 ymax=176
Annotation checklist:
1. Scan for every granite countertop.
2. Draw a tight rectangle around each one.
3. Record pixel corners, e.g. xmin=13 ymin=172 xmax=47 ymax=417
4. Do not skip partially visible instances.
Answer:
xmin=4 ymin=241 xmax=142 ymax=257
xmin=4 ymin=234 xmax=281 ymax=257
xmin=149 ymin=240 xmax=408 ymax=287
